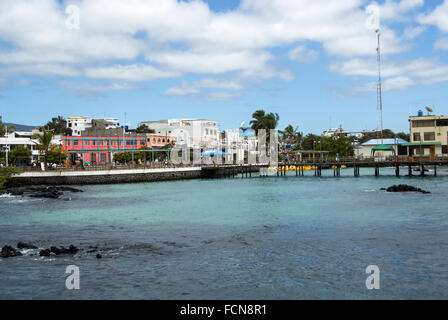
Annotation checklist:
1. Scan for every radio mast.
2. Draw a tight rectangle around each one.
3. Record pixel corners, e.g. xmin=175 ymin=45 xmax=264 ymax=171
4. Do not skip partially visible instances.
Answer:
xmin=376 ymin=29 xmax=384 ymax=144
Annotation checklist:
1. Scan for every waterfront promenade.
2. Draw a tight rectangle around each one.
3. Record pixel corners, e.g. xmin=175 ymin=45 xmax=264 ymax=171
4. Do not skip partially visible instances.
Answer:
xmin=7 ymin=156 xmax=448 ymax=186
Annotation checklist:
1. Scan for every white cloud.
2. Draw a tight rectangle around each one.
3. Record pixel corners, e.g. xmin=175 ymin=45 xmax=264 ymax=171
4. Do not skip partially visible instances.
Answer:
xmin=403 ymin=25 xmax=426 ymax=39
xmin=288 ymin=45 xmax=318 ymax=63
xmin=164 ymin=81 xmax=200 ymax=96
xmin=0 ymin=0 xmax=440 ymax=99
xmin=434 ymin=37 xmax=448 ymax=50
xmin=165 ymin=77 xmax=244 ymax=101
xmin=0 ymin=1 xmax=412 ymax=78
xmin=84 ymin=64 xmax=180 ymax=81
xmin=374 ymin=0 xmax=424 ymax=21
xmin=419 ymin=0 xmax=448 ymax=32
xmin=331 ymin=57 xmax=448 ymax=94
xmin=59 ymin=81 xmax=139 ymax=97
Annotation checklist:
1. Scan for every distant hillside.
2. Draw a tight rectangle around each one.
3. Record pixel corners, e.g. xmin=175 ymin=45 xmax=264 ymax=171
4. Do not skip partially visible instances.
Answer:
xmin=4 ymin=123 xmax=39 ymax=131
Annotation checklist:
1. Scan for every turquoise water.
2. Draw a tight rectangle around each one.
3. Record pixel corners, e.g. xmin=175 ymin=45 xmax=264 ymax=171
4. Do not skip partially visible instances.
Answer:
xmin=1 ymin=168 xmax=447 ymax=299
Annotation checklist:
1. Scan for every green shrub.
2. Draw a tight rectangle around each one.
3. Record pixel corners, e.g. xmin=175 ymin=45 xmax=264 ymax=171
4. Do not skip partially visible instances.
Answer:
xmin=0 ymin=167 xmax=21 ymax=189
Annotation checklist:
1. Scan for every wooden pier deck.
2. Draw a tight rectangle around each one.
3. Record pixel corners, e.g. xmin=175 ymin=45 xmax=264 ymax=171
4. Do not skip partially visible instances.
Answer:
xmin=202 ymin=159 xmax=448 ymax=178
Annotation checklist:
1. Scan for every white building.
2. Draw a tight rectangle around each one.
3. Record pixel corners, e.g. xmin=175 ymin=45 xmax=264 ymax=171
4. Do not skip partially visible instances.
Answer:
xmin=67 ymin=117 xmax=92 ymax=136
xmin=0 ymin=131 xmax=40 ymax=163
xmin=223 ymin=129 xmax=259 ymax=163
xmin=67 ymin=117 xmax=120 ymax=136
xmin=139 ymin=119 xmax=220 ymax=149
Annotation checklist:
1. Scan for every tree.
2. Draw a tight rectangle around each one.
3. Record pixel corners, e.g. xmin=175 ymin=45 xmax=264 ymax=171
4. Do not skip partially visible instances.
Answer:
xmin=42 ymin=116 xmax=72 ymax=135
xmin=301 ymin=134 xmax=321 ymax=150
xmin=136 ymin=124 xmax=155 ymax=134
xmin=0 ymin=118 xmax=15 ymax=137
xmin=280 ymin=125 xmax=302 ymax=149
xmin=396 ymin=132 xmax=410 ymax=142
xmin=320 ymin=135 xmax=355 ymax=157
xmin=47 ymin=145 xmax=68 ymax=164
xmin=34 ymin=129 xmax=54 ymax=170
xmin=9 ymin=145 xmax=32 ymax=165
xmin=358 ymin=129 xmax=398 ymax=144
xmin=250 ymin=110 xmax=280 ymax=143
xmin=0 ymin=167 xmax=20 ymax=189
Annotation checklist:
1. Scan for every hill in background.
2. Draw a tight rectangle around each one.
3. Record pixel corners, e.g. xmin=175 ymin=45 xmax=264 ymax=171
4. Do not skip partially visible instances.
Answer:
xmin=4 ymin=123 xmax=39 ymax=131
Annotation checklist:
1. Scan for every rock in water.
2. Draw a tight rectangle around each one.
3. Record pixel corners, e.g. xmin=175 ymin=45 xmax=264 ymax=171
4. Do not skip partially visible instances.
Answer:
xmin=17 ymin=242 xmax=38 ymax=249
xmin=39 ymin=249 xmax=51 ymax=257
xmin=96 ymin=254 xmax=102 ymax=259
xmin=384 ymin=184 xmax=430 ymax=194
xmin=1 ymin=245 xmax=23 ymax=258
xmin=50 ymin=245 xmax=79 ymax=255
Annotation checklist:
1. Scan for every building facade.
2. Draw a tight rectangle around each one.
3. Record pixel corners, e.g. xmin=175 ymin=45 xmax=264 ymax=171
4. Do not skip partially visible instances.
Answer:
xmin=356 ymin=138 xmax=408 ymax=159
xmin=139 ymin=119 xmax=219 ymax=149
xmin=62 ymin=135 xmax=147 ymax=165
xmin=0 ymin=131 xmax=40 ymax=164
xmin=67 ymin=117 xmax=120 ymax=136
xmin=146 ymin=134 xmax=177 ymax=148
xmin=407 ymin=114 xmax=448 ymax=160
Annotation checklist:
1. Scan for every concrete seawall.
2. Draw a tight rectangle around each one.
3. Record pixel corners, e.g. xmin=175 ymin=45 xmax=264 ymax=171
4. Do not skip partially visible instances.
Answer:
xmin=9 ymin=168 xmax=203 ymax=186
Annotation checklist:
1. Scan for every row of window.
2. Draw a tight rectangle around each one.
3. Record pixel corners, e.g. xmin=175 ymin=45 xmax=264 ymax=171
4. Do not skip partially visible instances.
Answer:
xmin=412 ymin=119 xmax=448 ymax=128
xmin=149 ymin=137 xmax=174 ymax=144
xmin=413 ymin=132 xmax=435 ymax=141
xmin=67 ymin=139 xmax=146 ymax=148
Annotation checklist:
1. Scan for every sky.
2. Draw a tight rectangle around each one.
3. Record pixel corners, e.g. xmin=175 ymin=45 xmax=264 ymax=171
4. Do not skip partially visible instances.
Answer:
xmin=1 ymin=0 xmax=448 ymax=134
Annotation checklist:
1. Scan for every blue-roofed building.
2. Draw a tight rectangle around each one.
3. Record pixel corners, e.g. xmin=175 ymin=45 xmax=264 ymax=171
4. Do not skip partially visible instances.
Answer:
xmin=355 ymin=138 xmax=409 ymax=159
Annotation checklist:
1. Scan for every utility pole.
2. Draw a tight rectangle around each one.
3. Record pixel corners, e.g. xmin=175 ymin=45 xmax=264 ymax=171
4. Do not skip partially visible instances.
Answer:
xmin=3 ymin=145 xmax=10 ymax=166
xmin=376 ymin=29 xmax=384 ymax=144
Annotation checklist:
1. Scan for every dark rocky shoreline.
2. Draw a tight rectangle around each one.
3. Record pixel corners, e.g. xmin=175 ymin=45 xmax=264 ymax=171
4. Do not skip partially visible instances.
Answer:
xmin=0 ymin=243 xmax=104 ymax=259
xmin=381 ymin=184 xmax=431 ymax=194
xmin=1 ymin=186 xmax=83 ymax=199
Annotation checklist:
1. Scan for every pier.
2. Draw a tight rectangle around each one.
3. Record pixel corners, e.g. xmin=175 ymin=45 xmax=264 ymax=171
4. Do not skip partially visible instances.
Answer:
xmin=202 ymin=158 xmax=448 ymax=178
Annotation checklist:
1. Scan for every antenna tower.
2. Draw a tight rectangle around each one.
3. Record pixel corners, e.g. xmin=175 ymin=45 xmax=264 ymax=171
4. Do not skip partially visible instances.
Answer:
xmin=376 ymin=29 xmax=384 ymax=144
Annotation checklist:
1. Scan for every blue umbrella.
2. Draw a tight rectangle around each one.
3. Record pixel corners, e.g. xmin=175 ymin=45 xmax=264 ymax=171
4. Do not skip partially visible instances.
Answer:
xmin=201 ymin=149 xmax=230 ymax=157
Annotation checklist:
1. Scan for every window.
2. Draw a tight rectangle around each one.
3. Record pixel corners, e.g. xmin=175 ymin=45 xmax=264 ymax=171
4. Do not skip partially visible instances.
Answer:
xmin=413 ymin=133 xmax=421 ymax=141
xmin=412 ymin=120 xmax=435 ymax=127
xmin=126 ymin=140 xmax=132 ymax=146
xmin=442 ymin=145 xmax=448 ymax=154
xmin=415 ymin=148 xmax=424 ymax=155
xmin=436 ymin=119 xmax=448 ymax=127
xmin=92 ymin=140 xmax=97 ymax=146
xmin=424 ymin=132 xmax=435 ymax=141
xmin=74 ymin=140 xmax=79 ymax=146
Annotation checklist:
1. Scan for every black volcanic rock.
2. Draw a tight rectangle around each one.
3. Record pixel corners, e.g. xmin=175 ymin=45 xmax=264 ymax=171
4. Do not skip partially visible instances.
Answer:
xmin=39 ymin=249 xmax=51 ymax=257
xmin=1 ymin=245 xmax=23 ymax=258
xmin=383 ymin=184 xmax=430 ymax=194
xmin=3 ymin=186 xmax=83 ymax=199
xmin=49 ymin=245 xmax=79 ymax=255
xmin=17 ymin=242 xmax=38 ymax=249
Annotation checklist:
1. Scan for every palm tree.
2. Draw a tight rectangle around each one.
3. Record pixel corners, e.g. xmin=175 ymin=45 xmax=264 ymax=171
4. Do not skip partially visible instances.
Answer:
xmin=250 ymin=110 xmax=280 ymax=142
xmin=280 ymin=125 xmax=302 ymax=149
xmin=0 ymin=119 xmax=15 ymax=137
xmin=34 ymin=129 xmax=54 ymax=170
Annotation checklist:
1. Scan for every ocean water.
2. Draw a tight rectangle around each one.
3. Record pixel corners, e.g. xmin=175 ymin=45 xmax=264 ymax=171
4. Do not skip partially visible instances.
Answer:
xmin=1 ymin=168 xmax=447 ymax=299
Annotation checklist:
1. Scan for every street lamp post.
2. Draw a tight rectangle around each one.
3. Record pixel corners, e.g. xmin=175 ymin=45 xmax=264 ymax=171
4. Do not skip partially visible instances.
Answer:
xmin=3 ymin=145 xmax=10 ymax=166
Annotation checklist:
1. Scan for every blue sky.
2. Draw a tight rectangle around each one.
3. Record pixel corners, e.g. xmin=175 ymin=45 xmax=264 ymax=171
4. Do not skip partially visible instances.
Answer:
xmin=1 ymin=0 xmax=448 ymax=134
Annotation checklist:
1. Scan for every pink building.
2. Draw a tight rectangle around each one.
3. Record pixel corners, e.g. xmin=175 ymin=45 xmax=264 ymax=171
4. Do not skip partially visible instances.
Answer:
xmin=62 ymin=136 xmax=147 ymax=165
xmin=146 ymin=134 xmax=177 ymax=148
